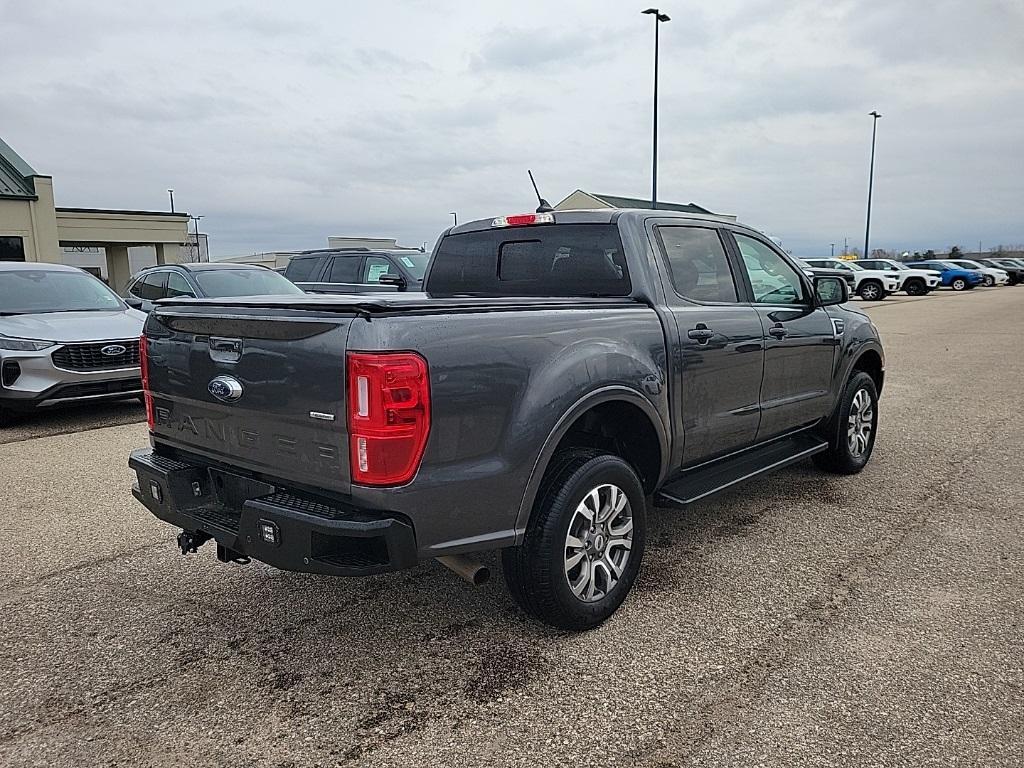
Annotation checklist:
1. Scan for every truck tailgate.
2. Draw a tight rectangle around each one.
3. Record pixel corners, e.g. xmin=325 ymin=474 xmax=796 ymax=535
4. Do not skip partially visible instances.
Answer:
xmin=144 ymin=307 xmax=354 ymax=495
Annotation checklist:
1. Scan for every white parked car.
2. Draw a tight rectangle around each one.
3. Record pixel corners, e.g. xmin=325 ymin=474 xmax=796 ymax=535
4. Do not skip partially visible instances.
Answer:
xmin=802 ymin=258 xmax=901 ymax=301
xmin=857 ymin=259 xmax=942 ymax=296
xmin=947 ymin=259 xmax=1009 ymax=287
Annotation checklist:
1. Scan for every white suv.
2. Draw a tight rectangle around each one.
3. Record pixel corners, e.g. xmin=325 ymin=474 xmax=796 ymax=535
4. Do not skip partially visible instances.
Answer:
xmin=857 ymin=259 xmax=942 ymax=296
xmin=803 ymin=258 xmax=901 ymax=301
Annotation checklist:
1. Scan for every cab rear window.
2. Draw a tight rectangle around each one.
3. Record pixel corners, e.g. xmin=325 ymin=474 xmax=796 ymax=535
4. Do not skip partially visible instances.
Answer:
xmin=426 ymin=224 xmax=630 ymax=297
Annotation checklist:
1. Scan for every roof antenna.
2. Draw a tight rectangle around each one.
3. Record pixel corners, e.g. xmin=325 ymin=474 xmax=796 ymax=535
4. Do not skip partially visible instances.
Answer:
xmin=528 ymin=169 xmax=554 ymax=213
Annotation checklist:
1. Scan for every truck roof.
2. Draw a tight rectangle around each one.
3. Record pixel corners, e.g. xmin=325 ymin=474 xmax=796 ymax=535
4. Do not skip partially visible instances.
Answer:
xmin=449 ymin=208 xmax=757 ymax=236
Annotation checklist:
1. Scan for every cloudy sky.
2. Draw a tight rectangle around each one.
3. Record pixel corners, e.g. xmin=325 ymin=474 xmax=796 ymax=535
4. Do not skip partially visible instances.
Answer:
xmin=4 ymin=0 xmax=1023 ymax=257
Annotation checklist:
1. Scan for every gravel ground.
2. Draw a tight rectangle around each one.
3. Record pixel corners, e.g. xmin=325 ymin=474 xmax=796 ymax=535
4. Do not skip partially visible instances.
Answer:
xmin=1 ymin=288 xmax=1021 ymax=767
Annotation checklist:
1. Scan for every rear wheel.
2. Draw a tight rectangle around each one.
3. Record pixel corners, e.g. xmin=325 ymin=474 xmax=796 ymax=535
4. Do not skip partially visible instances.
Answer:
xmin=813 ymin=371 xmax=878 ymax=475
xmin=904 ymin=278 xmax=927 ymax=296
xmin=858 ymin=280 xmax=884 ymax=301
xmin=951 ymin=277 xmax=967 ymax=291
xmin=502 ymin=451 xmax=646 ymax=631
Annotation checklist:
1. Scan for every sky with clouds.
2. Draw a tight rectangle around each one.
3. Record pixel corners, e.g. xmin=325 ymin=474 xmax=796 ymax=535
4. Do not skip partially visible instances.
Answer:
xmin=3 ymin=0 xmax=1022 ymax=257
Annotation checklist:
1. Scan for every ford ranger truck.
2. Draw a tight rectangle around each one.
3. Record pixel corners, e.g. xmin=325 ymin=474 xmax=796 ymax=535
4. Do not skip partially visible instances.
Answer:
xmin=129 ymin=209 xmax=885 ymax=630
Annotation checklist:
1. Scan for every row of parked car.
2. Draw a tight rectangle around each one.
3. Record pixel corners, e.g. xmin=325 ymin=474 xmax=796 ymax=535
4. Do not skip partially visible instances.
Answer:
xmin=1 ymin=230 xmax=1021 ymax=426
xmin=797 ymin=256 xmax=1024 ymax=301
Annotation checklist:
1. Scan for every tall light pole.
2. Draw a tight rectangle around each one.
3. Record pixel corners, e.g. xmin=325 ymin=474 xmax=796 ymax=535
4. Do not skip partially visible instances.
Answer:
xmin=167 ymin=189 xmax=175 ymax=213
xmin=450 ymin=212 xmax=457 ymax=226
xmin=643 ymin=8 xmax=670 ymax=210
xmin=863 ymin=110 xmax=882 ymax=260
xmin=831 ymin=243 xmax=835 ymax=257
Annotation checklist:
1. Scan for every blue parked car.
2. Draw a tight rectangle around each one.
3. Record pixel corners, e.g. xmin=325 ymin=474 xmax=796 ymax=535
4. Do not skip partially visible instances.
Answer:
xmin=905 ymin=260 xmax=984 ymax=291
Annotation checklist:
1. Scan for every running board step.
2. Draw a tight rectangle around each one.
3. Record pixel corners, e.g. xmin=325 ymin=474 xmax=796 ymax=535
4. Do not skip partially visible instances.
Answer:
xmin=655 ymin=433 xmax=828 ymax=508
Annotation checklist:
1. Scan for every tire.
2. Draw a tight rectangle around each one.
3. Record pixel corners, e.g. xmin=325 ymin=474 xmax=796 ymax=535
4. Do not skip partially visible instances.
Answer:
xmin=904 ymin=278 xmax=926 ymax=296
xmin=0 ymin=406 xmax=16 ymax=429
xmin=502 ymin=451 xmax=647 ymax=631
xmin=984 ymin=275 xmax=994 ymax=287
xmin=951 ymin=277 xmax=967 ymax=291
xmin=857 ymin=280 xmax=884 ymax=301
xmin=813 ymin=371 xmax=879 ymax=475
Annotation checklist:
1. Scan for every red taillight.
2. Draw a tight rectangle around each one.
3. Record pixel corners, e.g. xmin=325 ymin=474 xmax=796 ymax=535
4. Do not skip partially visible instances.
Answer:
xmin=139 ymin=333 xmax=154 ymax=430
xmin=347 ymin=351 xmax=431 ymax=486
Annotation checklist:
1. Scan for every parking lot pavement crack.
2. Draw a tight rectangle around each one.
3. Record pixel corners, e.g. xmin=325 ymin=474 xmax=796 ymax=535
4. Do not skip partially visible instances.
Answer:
xmin=0 ymin=537 xmax=168 ymax=607
xmin=631 ymin=411 xmax=1008 ymax=765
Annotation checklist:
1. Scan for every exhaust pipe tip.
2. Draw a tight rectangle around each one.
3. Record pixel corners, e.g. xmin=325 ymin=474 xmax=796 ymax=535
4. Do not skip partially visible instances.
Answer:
xmin=436 ymin=555 xmax=490 ymax=586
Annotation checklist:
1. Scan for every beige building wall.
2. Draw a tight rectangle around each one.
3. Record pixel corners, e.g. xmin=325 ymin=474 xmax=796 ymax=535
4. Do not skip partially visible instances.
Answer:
xmin=54 ymin=209 xmax=189 ymax=246
xmin=554 ymin=190 xmax=612 ymax=211
xmin=0 ymin=176 xmax=61 ymax=263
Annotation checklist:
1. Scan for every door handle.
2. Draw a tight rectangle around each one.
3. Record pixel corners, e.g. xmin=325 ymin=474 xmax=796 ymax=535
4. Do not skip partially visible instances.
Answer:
xmin=687 ymin=324 xmax=714 ymax=343
xmin=768 ymin=323 xmax=788 ymax=339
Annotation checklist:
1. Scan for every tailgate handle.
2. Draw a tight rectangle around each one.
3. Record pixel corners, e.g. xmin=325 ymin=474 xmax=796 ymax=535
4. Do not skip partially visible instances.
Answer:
xmin=209 ymin=337 xmax=243 ymax=362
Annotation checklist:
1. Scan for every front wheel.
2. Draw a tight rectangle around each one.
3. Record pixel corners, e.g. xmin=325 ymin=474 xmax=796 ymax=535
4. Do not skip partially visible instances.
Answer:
xmin=813 ymin=371 xmax=879 ymax=475
xmin=904 ymin=278 xmax=927 ymax=296
xmin=951 ymin=277 xmax=967 ymax=291
xmin=502 ymin=451 xmax=646 ymax=631
xmin=984 ymin=275 xmax=995 ymax=287
xmin=858 ymin=280 xmax=885 ymax=301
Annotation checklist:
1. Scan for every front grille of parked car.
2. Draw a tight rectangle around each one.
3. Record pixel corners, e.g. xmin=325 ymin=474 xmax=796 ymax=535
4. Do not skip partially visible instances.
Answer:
xmin=52 ymin=340 xmax=140 ymax=371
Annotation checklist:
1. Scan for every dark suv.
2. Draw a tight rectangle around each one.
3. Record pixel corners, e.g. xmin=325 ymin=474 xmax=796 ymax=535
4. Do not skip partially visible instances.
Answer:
xmin=124 ymin=263 xmax=303 ymax=312
xmin=283 ymin=248 xmax=429 ymax=293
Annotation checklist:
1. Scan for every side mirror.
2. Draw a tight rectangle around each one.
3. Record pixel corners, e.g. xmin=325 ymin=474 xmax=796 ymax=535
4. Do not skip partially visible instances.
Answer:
xmin=125 ymin=296 xmax=145 ymax=310
xmin=814 ymin=275 xmax=848 ymax=306
xmin=377 ymin=274 xmax=406 ymax=289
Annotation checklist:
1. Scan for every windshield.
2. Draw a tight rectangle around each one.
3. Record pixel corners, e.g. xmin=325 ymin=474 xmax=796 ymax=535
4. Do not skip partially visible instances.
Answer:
xmin=395 ymin=253 xmax=429 ymax=281
xmin=956 ymin=260 xmax=982 ymax=269
xmin=192 ymin=268 xmax=304 ymax=298
xmin=845 ymin=262 xmax=865 ymax=271
xmin=890 ymin=262 xmax=910 ymax=270
xmin=0 ymin=269 xmax=124 ymax=315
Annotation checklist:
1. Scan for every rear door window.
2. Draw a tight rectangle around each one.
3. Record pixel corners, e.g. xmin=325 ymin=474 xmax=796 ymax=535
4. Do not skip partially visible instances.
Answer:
xmin=136 ymin=271 xmax=167 ymax=300
xmin=426 ymin=224 xmax=630 ymax=297
xmin=656 ymin=226 xmax=738 ymax=303
xmin=327 ymin=255 xmax=363 ymax=283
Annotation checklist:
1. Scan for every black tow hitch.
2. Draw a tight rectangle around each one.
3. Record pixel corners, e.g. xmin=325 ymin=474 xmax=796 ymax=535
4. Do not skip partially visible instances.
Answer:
xmin=176 ymin=531 xmax=250 ymax=565
xmin=216 ymin=543 xmax=251 ymax=566
xmin=177 ymin=530 xmax=211 ymax=555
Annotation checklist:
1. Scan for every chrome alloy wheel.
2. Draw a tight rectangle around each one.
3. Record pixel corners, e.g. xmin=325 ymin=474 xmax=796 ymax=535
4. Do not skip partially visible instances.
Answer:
xmin=847 ymin=388 xmax=874 ymax=457
xmin=564 ymin=484 xmax=633 ymax=602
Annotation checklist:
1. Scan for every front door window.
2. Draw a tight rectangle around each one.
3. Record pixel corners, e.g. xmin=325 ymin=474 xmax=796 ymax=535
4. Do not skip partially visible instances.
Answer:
xmin=734 ymin=234 xmax=806 ymax=305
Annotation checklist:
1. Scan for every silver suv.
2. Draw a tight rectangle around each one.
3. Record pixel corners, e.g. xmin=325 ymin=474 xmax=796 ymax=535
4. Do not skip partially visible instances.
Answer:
xmin=0 ymin=262 xmax=145 ymax=425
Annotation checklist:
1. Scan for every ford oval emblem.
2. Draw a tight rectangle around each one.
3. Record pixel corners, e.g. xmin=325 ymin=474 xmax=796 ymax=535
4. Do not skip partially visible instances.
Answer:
xmin=208 ymin=375 xmax=243 ymax=403
xmin=101 ymin=344 xmax=127 ymax=357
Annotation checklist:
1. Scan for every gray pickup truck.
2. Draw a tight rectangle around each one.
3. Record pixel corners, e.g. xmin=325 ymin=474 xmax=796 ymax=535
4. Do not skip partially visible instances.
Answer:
xmin=130 ymin=209 xmax=884 ymax=630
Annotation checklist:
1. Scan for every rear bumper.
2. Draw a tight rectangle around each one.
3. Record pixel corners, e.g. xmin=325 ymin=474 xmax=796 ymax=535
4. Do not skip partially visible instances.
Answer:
xmin=129 ymin=449 xmax=418 ymax=576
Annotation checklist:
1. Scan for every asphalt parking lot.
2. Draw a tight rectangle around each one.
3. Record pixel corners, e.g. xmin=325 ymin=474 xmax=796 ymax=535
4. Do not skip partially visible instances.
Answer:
xmin=2 ymin=288 xmax=1022 ymax=768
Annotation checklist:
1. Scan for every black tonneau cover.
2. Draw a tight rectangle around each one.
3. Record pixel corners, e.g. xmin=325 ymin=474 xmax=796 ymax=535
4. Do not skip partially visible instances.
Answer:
xmin=154 ymin=293 xmax=645 ymax=316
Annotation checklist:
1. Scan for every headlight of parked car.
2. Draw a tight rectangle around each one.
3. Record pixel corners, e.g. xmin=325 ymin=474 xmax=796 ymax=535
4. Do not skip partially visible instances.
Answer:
xmin=0 ymin=336 xmax=56 ymax=352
